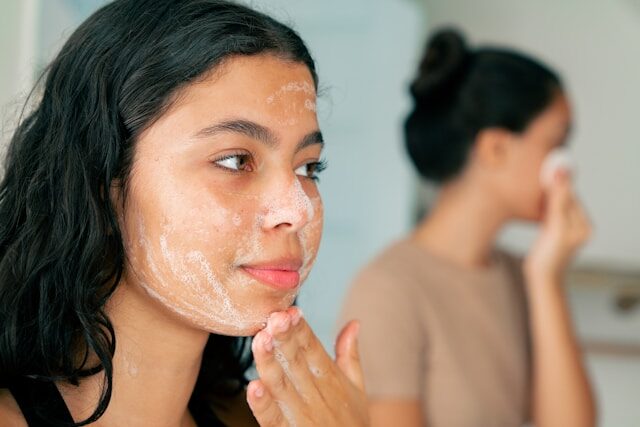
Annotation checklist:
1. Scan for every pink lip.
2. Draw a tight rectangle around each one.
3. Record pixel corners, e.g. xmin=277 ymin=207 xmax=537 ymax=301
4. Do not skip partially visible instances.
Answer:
xmin=241 ymin=259 xmax=303 ymax=290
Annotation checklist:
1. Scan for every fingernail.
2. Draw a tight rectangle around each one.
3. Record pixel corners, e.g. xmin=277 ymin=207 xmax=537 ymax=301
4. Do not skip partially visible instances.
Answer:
xmin=275 ymin=313 xmax=290 ymax=332
xmin=254 ymin=384 xmax=264 ymax=398
xmin=291 ymin=307 xmax=303 ymax=326
xmin=266 ymin=312 xmax=280 ymax=334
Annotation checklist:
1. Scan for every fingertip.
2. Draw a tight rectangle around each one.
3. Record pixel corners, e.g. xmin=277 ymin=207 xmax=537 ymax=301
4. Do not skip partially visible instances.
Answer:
xmin=247 ymin=379 xmax=265 ymax=399
xmin=266 ymin=311 xmax=291 ymax=335
xmin=348 ymin=320 xmax=361 ymax=355
xmin=252 ymin=330 xmax=274 ymax=355
xmin=287 ymin=306 xmax=303 ymax=326
xmin=335 ymin=319 xmax=359 ymax=357
xmin=335 ymin=320 xmax=366 ymax=391
xmin=246 ymin=380 xmax=267 ymax=413
xmin=351 ymin=319 xmax=361 ymax=337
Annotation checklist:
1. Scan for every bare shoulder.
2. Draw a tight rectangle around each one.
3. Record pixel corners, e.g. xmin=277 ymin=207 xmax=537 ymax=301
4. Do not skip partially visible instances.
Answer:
xmin=0 ymin=389 xmax=27 ymax=427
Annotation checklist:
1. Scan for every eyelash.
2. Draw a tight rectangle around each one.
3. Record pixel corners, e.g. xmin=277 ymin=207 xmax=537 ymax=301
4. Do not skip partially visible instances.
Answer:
xmin=305 ymin=159 xmax=327 ymax=182
xmin=211 ymin=153 xmax=327 ymax=182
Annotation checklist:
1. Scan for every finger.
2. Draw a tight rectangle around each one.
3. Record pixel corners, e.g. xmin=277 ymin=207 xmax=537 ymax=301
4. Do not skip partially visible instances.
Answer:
xmin=565 ymin=191 xmax=592 ymax=231
xmin=247 ymin=380 xmax=286 ymax=427
xmin=252 ymin=329 xmax=305 ymax=415
xmin=544 ymin=171 xmax=574 ymax=228
xmin=284 ymin=310 xmax=336 ymax=381
xmin=570 ymin=203 xmax=593 ymax=243
xmin=335 ymin=320 xmax=365 ymax=391
xmin=265 ymin=309 xmax=320 ymax=401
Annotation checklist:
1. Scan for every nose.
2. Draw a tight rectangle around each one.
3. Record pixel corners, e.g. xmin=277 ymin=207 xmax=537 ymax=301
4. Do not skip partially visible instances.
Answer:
xmin=261 ymin=174 xmax=314 ymax=232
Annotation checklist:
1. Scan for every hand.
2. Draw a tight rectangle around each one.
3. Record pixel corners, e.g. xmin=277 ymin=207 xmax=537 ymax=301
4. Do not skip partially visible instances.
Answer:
xmin=247 ymin=307 xmax=369 ymax=427
xmin=525 ymin=171 xmax=592 ymax=283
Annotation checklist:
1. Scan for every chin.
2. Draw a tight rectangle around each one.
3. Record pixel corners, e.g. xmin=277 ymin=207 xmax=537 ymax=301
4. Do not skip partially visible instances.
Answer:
xmin=200 ymin=317 xmax=266 ymax=337
xmin=209 ymin=321 xmax=266 ymax=337
xmin=203 ymin=299 xmax=298 ymax=337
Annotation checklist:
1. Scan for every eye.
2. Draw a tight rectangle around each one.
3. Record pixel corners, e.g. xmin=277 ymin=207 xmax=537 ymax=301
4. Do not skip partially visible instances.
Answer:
xmin=295 ymin=159 xmax=327 ymax=182
xmin=213 ymin=153 xmax=253 ymax=172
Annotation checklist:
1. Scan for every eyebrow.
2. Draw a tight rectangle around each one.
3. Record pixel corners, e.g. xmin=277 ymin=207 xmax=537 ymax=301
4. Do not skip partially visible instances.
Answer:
xmin=194 ymin=119 xmax=324 ymax=152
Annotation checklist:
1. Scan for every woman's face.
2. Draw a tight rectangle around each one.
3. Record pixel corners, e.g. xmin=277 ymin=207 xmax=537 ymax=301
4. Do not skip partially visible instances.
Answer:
xmin=117 ymin=54 xmax=324 ymax=336
xmin=497 ymin=93 xmax=573 ymax=221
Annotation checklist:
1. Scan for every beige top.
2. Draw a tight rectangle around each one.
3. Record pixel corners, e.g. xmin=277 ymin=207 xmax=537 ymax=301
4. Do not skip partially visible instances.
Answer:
xmin=339 ymin=239 xmax=531 ymax=427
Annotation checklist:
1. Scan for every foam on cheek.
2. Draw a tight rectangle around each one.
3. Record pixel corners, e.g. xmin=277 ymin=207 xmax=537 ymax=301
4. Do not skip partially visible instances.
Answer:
xmin=299 ymin=196 xmax=322 ymax=281
xmin=132 ymin=217 xmax=258 ymax=333
xmin=233 ymin=212 xmax=265 ymax=267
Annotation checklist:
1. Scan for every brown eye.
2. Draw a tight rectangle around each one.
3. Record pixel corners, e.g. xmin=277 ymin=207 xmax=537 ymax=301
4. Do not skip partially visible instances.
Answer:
xmin=214 ymin=154 xmax=253 ymax=172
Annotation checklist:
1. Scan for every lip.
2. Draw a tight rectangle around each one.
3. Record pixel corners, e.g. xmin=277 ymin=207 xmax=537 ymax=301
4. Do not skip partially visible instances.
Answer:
xmin=241 ymin=258 xmax=303 ymax=290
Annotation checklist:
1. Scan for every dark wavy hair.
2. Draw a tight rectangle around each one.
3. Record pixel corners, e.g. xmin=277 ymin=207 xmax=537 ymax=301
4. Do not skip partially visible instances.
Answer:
xmin=0 ymin=0 xmax=317 ymax=424
xmin=405 ymin=28 xmax=562 ymax=182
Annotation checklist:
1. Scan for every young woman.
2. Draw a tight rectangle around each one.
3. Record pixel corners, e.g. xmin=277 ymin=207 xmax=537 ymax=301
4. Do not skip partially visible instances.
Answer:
xmin=0 ymin=1 xmax=368 ymax=425
xmin=340 ymin=29 xmax=596 ymax=427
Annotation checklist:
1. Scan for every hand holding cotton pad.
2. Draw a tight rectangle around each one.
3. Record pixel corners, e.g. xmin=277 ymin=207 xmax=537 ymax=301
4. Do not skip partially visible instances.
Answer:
xmin=540 ymin=148 xmax=574 ymax=188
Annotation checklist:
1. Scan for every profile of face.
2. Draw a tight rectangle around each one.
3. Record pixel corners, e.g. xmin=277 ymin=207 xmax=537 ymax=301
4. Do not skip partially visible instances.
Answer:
xmin=486 ymin=93 xmax=573 ymax=221
xmin=115 ymin=54 xmax=324 ymax=336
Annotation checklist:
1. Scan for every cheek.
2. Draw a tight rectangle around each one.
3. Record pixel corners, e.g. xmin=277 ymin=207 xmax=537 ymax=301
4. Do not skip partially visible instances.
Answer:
xmin=506 ymin=149 xmax=547 ymax=219
xmin=299 ymin=197 xmax=323 ymax=281
xmin=119 ymin=170 xmax=289 ymax=336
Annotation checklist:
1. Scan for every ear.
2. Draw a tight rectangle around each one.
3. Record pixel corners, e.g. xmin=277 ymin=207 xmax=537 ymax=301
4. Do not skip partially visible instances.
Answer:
xmin=473 ymin=127 xmax=515 ymax=169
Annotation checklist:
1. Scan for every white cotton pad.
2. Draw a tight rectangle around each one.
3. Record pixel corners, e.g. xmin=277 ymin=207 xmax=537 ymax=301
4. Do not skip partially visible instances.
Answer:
xmin=540 ymin=147 xmax=574 ymax=188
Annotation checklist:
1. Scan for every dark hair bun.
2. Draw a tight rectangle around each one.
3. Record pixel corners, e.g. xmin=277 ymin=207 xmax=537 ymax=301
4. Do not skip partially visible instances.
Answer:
xmin=410 ymin=28 xmax=469 ymax=102
xmin=404 ymin=28 xmax=562 ymax=183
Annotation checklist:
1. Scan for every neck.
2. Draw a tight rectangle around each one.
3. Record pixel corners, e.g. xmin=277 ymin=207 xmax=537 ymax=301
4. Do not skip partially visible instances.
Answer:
xmin=414 ymin=178 xmax=508 ymax=269
xmin=59 ymin=280 xmax=209 ymax=427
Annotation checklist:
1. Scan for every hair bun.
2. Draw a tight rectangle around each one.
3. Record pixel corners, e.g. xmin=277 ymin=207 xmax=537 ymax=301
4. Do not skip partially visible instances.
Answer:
xmin=410 ymin=28 xmax=469 ymax=102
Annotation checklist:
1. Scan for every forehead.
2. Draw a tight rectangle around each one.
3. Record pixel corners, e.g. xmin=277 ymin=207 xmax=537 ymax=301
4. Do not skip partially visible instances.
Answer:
xmin=175 ymin=54 xmax=316 ymax=122
xmin=135 ymin=54 xmax=319 ymax=154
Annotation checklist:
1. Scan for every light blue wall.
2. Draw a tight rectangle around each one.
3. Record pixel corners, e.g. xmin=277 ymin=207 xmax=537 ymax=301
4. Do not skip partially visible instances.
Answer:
xmin=252 ymin=0 xmax=424 ymax=350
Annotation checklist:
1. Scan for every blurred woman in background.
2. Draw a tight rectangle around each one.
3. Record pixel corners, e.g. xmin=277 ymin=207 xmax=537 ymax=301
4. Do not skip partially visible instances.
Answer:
xmin=340 ymin=29 xmax=596 ymax=427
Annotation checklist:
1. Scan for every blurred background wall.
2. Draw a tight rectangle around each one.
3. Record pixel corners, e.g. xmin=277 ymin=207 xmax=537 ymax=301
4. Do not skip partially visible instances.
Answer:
xmin=1 ymin=1 xmax=639 ymax=425
xmin=424 ymin=0 xmax=640 ymax=270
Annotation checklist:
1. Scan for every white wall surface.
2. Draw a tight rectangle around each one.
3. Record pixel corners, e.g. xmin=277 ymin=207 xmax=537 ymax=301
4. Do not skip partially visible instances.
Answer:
xmin=0 ymin=0 xmax=37 ymax=155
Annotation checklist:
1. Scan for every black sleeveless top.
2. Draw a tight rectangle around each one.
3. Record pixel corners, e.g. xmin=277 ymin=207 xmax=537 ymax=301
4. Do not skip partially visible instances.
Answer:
xmin=8 ymin=377 xmax=226 ymax=427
